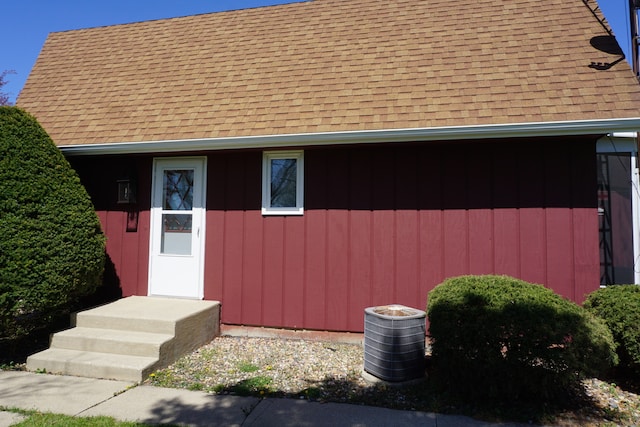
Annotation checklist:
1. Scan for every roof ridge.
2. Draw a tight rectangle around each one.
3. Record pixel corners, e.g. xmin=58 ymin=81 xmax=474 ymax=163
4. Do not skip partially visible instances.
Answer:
xmin=50 ymin=0 xmax=314 ymax=35
xmin=581 ymin=0 xmax=617 ymax=37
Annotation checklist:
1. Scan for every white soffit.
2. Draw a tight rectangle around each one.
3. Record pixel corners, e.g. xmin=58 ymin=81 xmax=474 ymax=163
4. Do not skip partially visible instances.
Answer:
xmin=59 ymin=118 xmax=640 ymax=156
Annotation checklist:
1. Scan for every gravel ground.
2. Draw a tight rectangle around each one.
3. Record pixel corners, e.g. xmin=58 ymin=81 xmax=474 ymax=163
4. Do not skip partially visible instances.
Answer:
xmin=148 ymin=337 xmax=368 ymax=398
xmin=147 ymin=336 xmax=640 ymax=426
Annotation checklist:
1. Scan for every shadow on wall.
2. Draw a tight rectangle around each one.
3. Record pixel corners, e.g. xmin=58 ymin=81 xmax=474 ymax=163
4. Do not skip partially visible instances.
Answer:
xmin=81 ymin=252 xmax=123 ymax=309
xmin=204 ymin=137 xmax=597 ymax=212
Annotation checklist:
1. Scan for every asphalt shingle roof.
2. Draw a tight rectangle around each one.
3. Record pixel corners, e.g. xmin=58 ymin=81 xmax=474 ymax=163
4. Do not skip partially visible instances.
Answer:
xmin=17 ymin=0 xmax=640 ymax=146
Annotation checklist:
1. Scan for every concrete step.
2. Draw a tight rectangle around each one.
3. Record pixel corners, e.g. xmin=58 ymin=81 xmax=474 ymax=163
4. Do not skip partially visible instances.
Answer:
xmin=75 ymin=296 xmax=218 ymax=334
xmin=50 ymin=327 xmax=174 ymax=357
xmin=26 ymin=348 xmax=158 ymax=382
xmin=26 ymin=296 xmax=221 ymax=382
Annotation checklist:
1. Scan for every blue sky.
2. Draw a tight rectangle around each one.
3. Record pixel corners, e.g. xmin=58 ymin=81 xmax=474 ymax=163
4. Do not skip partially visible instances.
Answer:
xmin=0 ymin=0 xmax=634 ymax=104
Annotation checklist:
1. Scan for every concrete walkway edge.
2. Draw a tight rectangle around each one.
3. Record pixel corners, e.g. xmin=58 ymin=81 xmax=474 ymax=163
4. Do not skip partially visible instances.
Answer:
xmin=0 ymin=371 xmax=532 ymax=427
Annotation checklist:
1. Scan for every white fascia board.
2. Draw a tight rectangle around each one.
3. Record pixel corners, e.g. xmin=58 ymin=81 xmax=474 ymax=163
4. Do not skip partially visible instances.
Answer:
xmin=59 ymin=118 xmax=640 ymax=156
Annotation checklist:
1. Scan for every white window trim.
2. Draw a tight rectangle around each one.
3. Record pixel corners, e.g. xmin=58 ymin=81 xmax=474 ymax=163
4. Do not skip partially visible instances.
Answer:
xmin=262 ymin=150 xmax=304 ymax=215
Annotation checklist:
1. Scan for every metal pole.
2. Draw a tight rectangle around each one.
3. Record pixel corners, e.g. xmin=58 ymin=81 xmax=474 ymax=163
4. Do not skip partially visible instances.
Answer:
xmin=630 ymin=0 xmax=640 ymax=77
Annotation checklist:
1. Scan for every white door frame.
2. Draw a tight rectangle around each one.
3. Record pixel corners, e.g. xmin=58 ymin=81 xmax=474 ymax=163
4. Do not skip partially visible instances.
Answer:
xmin=148 ymin=157 xmax=207 ymax=298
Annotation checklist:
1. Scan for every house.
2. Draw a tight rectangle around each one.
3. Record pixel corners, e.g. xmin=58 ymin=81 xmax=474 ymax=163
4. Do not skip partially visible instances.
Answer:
xmin=17 ymin=0 xmax=640 ymax=333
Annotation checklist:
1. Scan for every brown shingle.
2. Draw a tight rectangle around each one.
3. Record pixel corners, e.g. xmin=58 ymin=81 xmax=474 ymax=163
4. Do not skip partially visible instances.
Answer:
xmin=17 ymin=0 xmax=640 ymax=146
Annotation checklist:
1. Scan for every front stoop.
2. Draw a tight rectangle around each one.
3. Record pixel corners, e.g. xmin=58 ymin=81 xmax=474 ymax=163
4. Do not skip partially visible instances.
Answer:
xmin=26 ymin=296 xmax=220 ymax=382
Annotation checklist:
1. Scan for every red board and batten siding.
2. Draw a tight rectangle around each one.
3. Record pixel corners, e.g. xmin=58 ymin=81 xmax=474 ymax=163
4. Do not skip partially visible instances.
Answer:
xmin=203 ymin=138 xmax=598 ymax=331
xmin=71 ymin=156 xmax=153 ymax=298
xmin=71 ymin=137 xmax=600 ymax=333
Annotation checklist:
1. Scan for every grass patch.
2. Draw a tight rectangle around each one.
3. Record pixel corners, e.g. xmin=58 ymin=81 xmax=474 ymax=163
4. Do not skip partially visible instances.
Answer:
xmin=9 ymin=412 xmax=151 ymax=426
xmin=237 ymin=361 xmax=260 ymax=373
xmin=302 ymin=386 xmax=322 ymax=400
xmin=146 ymin=370 xmax=177 ymax=388
xmin=196 ymin=348 xmax=220 ymax=360
xmin=0 ymin=361 xmax=22 ymax=371
xmin=187 ymin=383 xmax=205 ymax=391
xmin=229 ymin=376 xmax=273 ymax=396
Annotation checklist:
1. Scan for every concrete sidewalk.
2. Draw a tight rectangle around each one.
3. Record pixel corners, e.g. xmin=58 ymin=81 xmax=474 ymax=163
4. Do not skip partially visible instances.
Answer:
xmin=0 ymin=371 xmax=530 ymax=426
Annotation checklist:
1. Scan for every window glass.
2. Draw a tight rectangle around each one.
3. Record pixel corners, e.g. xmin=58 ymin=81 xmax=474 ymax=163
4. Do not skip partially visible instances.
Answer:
xmin=161 ymin=214 xmax=192 ymax=255
xmin=262 ymin=151 xmax=304 ymax=215
xmin=270 ymin=158 xmax=297 ymax=207
xmin=163 ymin=170 xmax=194 ymax=210
xmin=161 ymin=169 xmax=194 ymax=255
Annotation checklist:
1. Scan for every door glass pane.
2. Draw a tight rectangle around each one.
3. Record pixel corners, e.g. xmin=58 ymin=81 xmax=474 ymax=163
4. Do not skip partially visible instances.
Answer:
xmin=270 ymin=158 xmax=297 ymax=207
xmin=161 ymin=214 xmax=192 ymax=255
xmin=164 ymin=170 xmax=194 ymax=210
xmin=597 ymin=153 xmax=633 ymax=284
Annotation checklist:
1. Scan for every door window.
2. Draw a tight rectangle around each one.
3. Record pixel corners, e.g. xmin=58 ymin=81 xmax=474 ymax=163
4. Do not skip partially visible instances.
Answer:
xmin=161 ymin=170 xmax=194 ymax=255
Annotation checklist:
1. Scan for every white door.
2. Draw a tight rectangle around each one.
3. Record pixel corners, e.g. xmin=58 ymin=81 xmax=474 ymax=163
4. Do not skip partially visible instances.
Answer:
xmin=149 ymin=157 xmax=206 ymax=298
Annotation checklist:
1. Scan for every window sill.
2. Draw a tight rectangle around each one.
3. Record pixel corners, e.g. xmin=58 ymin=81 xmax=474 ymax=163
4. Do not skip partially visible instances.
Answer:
xmin=261 ymin=207 xmax=304 ymax=216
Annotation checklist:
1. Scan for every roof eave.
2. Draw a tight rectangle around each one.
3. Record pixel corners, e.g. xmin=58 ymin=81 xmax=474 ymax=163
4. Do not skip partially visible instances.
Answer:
xmin=58 ymin=118 xmax=640 ymax=156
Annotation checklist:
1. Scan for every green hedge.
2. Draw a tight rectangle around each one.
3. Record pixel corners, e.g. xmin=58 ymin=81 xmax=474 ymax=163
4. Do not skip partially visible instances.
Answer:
xmin=426 ymin=275 xmax=617 ymax=404
xmin=584 ymin=285 xmax=640 ymax=377
xmin=0 ymin=107 xmax=105 ymax=340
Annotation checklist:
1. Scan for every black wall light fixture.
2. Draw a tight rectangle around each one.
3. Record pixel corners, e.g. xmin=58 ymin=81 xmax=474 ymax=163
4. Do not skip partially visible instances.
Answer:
xmin=117 ymin=179 xmax=137 ymax=204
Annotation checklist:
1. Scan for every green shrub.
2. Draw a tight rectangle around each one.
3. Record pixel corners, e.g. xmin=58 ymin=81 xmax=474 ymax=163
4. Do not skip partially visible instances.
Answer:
xmin=0 ymin=107 xmax=105 ymax=341
xmin=426 ymin=275 xmax=617 ymax=404
xmin=584 ymin=285 xmax=640 ymax=377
